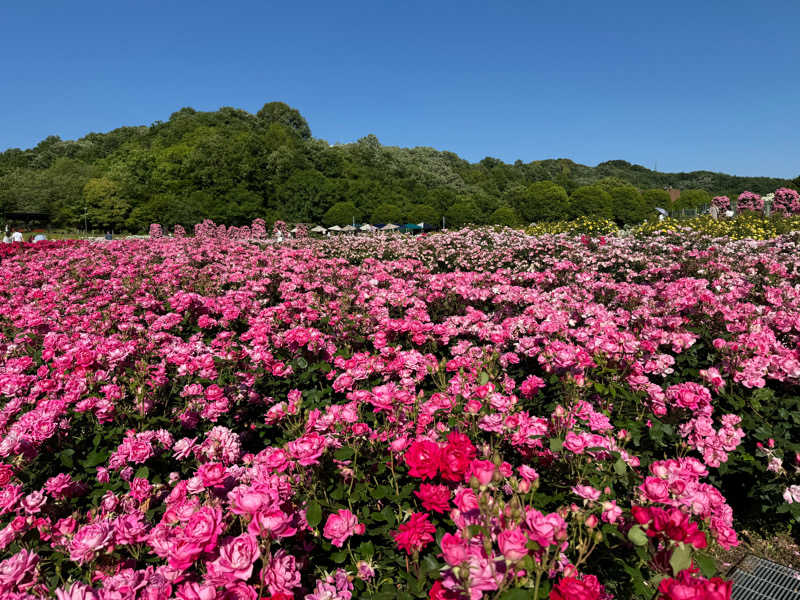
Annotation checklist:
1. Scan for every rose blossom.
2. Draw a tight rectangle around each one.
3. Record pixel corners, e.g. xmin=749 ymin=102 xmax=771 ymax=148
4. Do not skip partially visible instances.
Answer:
xmin=323 ymin=509 xmax=365 ymax=547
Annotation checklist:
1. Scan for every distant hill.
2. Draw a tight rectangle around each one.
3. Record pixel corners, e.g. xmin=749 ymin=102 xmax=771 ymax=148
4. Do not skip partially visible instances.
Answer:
xmin=1 ymin=103 xmax=796 ymax=231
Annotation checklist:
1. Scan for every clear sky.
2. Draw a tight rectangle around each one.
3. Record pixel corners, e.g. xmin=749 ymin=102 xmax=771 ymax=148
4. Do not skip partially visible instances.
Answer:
xmin=1 ymin=1 xmax=798 ymax=178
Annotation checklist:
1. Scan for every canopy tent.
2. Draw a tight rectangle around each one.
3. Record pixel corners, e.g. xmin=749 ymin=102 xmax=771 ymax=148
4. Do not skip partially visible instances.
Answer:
xmin=341 ymin=225 xmax=356 ymax=232
xmin=655 ymin=207 xmax=669 ymax=216
xmin=328 ymin=225 xmax=343 ymax=232
xmin=290 ymin=227 xmax=299 ymax=233
xmin=417 ymin=222 xmax=435 ymax=230
xmin=310 ymin=225 xmax=327 ymax=233
xmin=359 ymin=224 xmax=374 ymax=231
xmin=380 ymin=223 xmax=399 ymax=231
xmin=402 ymin=223 xmax=423 ymax=232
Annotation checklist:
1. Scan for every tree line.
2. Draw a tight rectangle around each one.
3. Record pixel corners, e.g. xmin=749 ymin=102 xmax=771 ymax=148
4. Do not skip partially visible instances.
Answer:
xmin=0 ymin=102 xmax=796 ymax=231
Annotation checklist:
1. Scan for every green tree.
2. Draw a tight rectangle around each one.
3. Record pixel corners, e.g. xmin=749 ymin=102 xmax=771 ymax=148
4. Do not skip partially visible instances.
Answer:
xmin=642 ymin=188 xmax=671 ymax=210
xmin=370 ymin=203 xmax=403 ymax=224
xmin=444 ymin=201 xmax=481 ymax=228
xmin=674 ymin=189 xmax=711 ymax=211
xmin=83 ymin=177 xmax=129 ymax=231
xmin=405 ymin=204 xmax=441 ymax=226
xmin=322 ymin=201 xmax=361 ymax=227
xmin=607 ymin=184 xmax=647 ymax=224
xmin=489 ymin=206 xmax=522 ymax=226
xmin=256 ymin=102 xmax=311 ymax=139
xmin=513 ymin=181 xmax=569 ymax=222
xmin=569 ymin=186 xmax=614 ymax=219
xmin=277 ymin=170 xmax=332 ymax=223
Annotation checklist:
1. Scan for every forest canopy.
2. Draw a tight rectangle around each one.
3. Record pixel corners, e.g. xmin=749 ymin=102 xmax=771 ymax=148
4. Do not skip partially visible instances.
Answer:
xmin=1 ymin=102 xmax=796 ymax=231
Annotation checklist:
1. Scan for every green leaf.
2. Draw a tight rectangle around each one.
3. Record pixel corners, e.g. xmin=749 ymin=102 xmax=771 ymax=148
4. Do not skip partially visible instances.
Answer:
xmin=306 ymin=501 xmax=322 ymax=528
xmin=134 ymin=466 xmax=149 ymax=480
xmin=331 ymin=550 xmax=347 ymax=563
xmin=296 ymin=357 xmax=308 ymax=369
xmin=479 ymin=371 xmax=489 ymax=385
xmin=334 ymin=446 xmax=354 ymax=460
xmin=498 ymin=589 xmax=532 ymax=600
xmin=59 ymin=449 xmax=75 ymax=468
xmin=357 ymin=541 xmax=374 ymax=558
xmin=669 ymin=543 xmax=692 ymax=576
xmin=613 ymin=458 xmax=626 ymax=475
xmin=695 ymin=552 xmax=717 ymax=578
xmin=549 ymin=437 xmax=563 ymax=452
xmin=81 ymin=449 xmax=109 ymax=468
xmin=627 ymin=525 xmax=648 ymax=547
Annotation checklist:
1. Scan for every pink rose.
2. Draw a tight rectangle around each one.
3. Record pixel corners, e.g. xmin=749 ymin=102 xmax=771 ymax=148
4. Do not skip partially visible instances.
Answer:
xmin=440 ymin=533 xmax=467 ymax=566
xmin=69 ymin=521 xmax=113 ymax=564
xmin=525 ymin=509 xmax=567 ymax=548
xmin=261 ymin=550 xmax=301 ymax=595
xmin=0 ymin=549 xmax=39 ymax=593
xmin=323 ymin=509 xmax=364 ymax=548
xmin=184 ymin=506 xmax=225 ymax=553
xmin=287 ymin=433 xmax=326 ymax=466
xmin=468 ymin=459 xmax=495 ymax=486
xmin=642 ymin=477 xmax=670 ymax=503
xmin=497 ymin=527 xmax=528 ymax=561
xmin=55 ymin=582 xmax=99 ymax=600
xmin=206 ymin=534 xmax=260 ymax=583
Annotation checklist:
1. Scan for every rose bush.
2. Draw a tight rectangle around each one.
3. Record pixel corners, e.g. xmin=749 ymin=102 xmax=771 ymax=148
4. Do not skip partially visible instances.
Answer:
xmin=0 ymin=223 xmax=799 ymax=598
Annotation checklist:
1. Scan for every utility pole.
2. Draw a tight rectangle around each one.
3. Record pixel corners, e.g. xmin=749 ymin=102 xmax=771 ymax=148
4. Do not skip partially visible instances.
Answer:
xmin=84 ymin=204 xmax=88 ymax=237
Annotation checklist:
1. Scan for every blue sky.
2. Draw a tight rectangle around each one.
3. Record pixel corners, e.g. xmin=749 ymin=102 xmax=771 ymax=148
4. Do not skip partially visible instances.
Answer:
xmin=1 ymin=1 xmax=798 ymax=177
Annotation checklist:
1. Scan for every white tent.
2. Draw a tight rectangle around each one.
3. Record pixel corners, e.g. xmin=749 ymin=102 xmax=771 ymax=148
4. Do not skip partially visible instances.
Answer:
xmin=359 ymin=224 xmax=374 ymax=231
xmin=328 ymin=225 xmax=343 ymax=232
xmin=311 ymin=225 xmax=327 ymax=233
xmin=341 ymin=225 xmax=356 ymax=232
xmin=380 ymin=223 xmax=399 ymax=231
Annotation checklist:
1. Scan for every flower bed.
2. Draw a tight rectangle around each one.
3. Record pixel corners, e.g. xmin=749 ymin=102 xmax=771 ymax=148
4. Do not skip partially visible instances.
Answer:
xmin=0 ymin=228 xmax=798 ymax=599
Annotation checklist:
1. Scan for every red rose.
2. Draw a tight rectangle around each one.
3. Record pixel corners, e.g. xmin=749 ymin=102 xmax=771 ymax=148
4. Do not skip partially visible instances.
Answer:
xmin=439 ymin=432 xmax=476 ymax=482
xmin=550 ymin=575 xmax=604 ymax=600
xmin=414 ymin=484 xmax=451 ymax=513
xmin=404 ymin=441 xmax=441 ymax=480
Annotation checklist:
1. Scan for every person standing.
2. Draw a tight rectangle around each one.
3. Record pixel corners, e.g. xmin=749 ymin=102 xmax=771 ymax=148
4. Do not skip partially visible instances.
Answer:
xmin=11 ymin=230 xmax=23 ymax=243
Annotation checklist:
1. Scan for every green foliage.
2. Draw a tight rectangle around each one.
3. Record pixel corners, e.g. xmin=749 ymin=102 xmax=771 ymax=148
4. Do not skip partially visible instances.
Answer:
xmin=323 ymin=201 xmax=361 ymax=226
xmin=370 ymin=203 xmax=403 ymax=224
xmin=514 ymin=181 xmax=569 ymax=222
xmin=0 ymin=102 xmax=795 ymax=232
xmin=256 ymin=101 xmax=311 ymax=139
xmin=642 ymin=188 xmax=671 ymax=210
xmin=607 ymin=184 xmax=648 ymax=224
xmin=569 ymin=186 xmax=613 ymax=219
xmin=444 ymin=201 xmax=482 ymax=228
xmin=488 ymin=206 xmax=522 ymax=226
xmin=673 ymin=189 xmax=711 ymax=211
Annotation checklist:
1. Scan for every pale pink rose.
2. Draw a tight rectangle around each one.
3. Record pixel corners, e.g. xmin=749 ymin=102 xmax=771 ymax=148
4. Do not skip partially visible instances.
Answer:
xmin=323 ymin=509 xmax=364 ymax=548
xmin=21 ymin=490 xmax=46 ymax=514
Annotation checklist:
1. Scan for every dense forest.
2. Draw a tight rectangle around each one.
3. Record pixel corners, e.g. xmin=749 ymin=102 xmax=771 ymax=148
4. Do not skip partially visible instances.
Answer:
xmin=1 ymin=102 xmax=797 ymax=231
